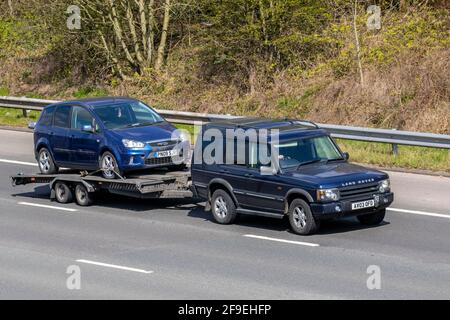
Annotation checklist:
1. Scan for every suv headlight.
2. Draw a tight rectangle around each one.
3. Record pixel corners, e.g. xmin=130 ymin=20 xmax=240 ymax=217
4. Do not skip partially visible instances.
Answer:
xmin=317 ymin=188 xmax=340 ymax=202
xmin=378 ymin=179 xmax=390 ymax=193
xmin=122 ymin=139 xmax=145 ymax=148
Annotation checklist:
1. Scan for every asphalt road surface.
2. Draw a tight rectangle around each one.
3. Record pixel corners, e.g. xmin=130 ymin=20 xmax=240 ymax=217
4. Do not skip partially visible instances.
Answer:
xmin=0 ymin=129 xmax=449 ymax=299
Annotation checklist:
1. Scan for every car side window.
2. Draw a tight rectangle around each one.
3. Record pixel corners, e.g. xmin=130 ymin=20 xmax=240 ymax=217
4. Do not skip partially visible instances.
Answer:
xmin=39 ymin=106 xmax=55 ymax=126
xmin=53 ymin=105 xmax=71 ymax=128
xmin=71 ymin=106 xmax=93 ymax=130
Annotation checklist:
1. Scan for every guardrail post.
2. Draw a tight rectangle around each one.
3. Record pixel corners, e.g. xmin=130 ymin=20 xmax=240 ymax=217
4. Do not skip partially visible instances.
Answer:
xmin=22 ymin=109 xmax=29 ymax=117
xmin=391 ymin=129 xmax=398 ymax=157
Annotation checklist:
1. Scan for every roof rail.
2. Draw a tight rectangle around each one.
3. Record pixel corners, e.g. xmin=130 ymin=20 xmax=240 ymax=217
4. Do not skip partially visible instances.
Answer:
xmin=283 ymin=118 xmax=320 ymax=129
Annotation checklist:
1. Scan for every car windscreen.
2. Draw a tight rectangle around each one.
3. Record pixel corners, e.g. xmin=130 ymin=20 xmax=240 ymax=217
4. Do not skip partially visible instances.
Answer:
xmin=273 ymin=136 xmax=343 ymax=169
xmin=93 ymin=101 xmax=164 ymax=130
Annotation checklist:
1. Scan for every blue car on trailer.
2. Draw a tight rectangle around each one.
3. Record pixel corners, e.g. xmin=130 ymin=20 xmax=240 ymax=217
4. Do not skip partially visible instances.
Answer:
xmin=30 ymin=97 xmax=190 ymax=179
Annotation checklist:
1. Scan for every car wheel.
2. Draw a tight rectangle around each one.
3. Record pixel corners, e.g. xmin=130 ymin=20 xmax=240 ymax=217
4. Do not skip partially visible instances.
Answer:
xmin=100 ymin=151 xmax=121 ymax=179
xmin=288 ymin=198 xmax=320 ymax=235
xmin=75 ymin=184 xmax=94 ymax=206
xmin=357 ymin=209 xmax=385 ymax=226
xmin=54 ymin=181 xmax=73 ymax=203
xmin=211 ymin=189 xmax=237 ymax=224
xmin=38 ymin=148 xmax=58 ymax=174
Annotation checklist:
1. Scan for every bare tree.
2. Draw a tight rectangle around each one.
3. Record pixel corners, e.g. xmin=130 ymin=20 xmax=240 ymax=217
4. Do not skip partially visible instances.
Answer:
xmin=79 ymin=0 xmax=179 ymax=77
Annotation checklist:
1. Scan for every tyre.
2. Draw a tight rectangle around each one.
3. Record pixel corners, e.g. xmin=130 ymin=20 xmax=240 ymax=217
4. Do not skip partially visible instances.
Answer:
xmin=288 ymin=198 xmax=320 ymax=235
xmin=357 ymin=209 xmax=385 ymax=226
xmin=38 ymin=148 xmax=58 ymax=174
xmin=168 ymin=163 xmax=187 ymax=171
xmin=54 ymin=181 xmax=73 ymax=203
xmin=100 ymin=151 xmax=121 ymax=179
xmin=75 ymin=184 xmax=94 ymax=206
xmin=211 ymin=189 xmax=237 ymax=224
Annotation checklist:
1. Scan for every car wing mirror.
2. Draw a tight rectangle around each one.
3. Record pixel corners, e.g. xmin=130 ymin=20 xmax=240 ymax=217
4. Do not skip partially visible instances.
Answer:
xmin=343 ymin=152 xmax=350 ymax=161
xmin=28 ymin=122 xmax=36 ymax=130
xmin=81 ymin=124 xmax=94 ymax=133
xmin=260 ymin=165 xmax=278 ymax=176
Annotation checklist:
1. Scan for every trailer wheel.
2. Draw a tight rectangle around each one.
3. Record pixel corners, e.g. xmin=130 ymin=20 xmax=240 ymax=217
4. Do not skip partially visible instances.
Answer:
xmin=54 ymin=181 xmax=73 ymax=204
xmin=75 ymin=184 xmax=94 ymax=206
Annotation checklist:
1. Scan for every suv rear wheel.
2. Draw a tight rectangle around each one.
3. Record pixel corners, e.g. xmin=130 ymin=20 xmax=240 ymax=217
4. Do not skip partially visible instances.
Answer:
xmin=357 ymin=209 xmax=385 ymax=226
xmin=211 ymin=189 xmax=237 ymax=224
xmin=38 ymin=148 xmax=58 ymax=174
xmin=288 ymin=198 xmax=320 ymax=235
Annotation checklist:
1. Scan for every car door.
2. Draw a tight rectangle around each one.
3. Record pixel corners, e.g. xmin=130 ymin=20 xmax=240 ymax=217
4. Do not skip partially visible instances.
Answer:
xmin=217 ymin=138 xmax=262 ymax=210
xmin=68 ymin=105 xmax=100 ymax=168
xmin=50 ymin=105 xmax=71 ymax=164
xmin=239 ymin=140 xmax=285 ymax=213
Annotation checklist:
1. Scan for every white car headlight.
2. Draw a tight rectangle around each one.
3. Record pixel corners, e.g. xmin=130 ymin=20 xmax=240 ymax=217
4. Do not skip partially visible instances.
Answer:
xmin=178 ymin=131 xmax=190 ymax=143
xmin=122 ymin=139 xmax=145 ymax=148
xmin=317 ymin=188 xmax=340 ymax=202
xmin=378 ymin=179 xmax=390 ymax=193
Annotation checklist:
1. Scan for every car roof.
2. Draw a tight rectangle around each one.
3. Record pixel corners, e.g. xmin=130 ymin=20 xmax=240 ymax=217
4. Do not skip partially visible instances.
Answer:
xmin=203 ymin=117 xmax=328 ymax=140
xmin=45 ymin=96 xmax=139 ymax=108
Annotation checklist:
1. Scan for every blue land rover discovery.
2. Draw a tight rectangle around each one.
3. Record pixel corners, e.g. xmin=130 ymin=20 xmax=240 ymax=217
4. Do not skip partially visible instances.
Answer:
xmin=191 ymin=118 xmax=394 ymax=235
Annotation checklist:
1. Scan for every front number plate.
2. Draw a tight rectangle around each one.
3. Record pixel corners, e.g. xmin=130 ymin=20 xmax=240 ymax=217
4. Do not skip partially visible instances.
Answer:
xmin=154 ymin=149 xmax=178 ymax=158
xmin=351 ymin=199 xmax=375 ymax=210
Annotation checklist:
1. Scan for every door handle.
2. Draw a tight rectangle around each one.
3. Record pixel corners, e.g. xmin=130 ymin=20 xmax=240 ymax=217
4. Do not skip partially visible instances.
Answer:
xmin=244 ymin=173 xmax=253 ymax=177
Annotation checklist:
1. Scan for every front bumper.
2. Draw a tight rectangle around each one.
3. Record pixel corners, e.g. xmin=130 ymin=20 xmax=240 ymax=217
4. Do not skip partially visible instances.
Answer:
xmin=118 ymin=147 xmax=190 ymax=171
xmin=310 ymin=192 xmax=394 ymax=220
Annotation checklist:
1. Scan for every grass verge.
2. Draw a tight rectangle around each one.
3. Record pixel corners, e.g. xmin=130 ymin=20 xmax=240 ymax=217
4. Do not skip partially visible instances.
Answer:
xmin=0 ymin=108 xmax=447 ymax=172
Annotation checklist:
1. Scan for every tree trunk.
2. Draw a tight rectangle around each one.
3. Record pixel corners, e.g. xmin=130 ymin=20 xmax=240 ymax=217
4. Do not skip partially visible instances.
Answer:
xmin=147 ymin=0 xmax=155 ymax=65
xmin=353 ymin=0 xmax=364 ymax=86
xmin=155 ymin=0 xmax=171 ymax=71
xmin=8 ymin=0 xmax=13 ymax=16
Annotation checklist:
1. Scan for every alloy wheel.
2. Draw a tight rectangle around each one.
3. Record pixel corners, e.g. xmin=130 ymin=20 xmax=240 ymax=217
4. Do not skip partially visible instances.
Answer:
xmin=214 ymin=196 xmax=228 ymax=218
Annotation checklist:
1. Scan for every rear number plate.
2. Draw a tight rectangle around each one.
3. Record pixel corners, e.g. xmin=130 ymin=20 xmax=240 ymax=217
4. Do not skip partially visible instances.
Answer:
xmin=351 ymin=199 xmax=375 ymax=210
xmin=154 ymin=149 xmax=178 ymax=158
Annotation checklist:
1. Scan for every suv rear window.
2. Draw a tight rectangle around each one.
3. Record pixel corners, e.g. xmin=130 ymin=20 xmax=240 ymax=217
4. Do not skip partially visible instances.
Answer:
xmin=53 ymin=105 xmax=71 ymax=128
xmin=39 ymin=106 xmax=55 ymax=126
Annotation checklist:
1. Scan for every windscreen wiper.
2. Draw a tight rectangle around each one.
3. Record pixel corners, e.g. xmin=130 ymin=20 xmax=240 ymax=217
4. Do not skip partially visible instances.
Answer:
xmin=296 ymin=159 xmax=322 ymax=169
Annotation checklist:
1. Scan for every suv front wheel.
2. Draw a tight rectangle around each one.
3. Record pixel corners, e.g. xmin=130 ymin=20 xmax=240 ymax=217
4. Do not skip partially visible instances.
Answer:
xmin=211 ymin=189 xmax=237 ymax=224
xmin=288 ymin=198 xmax=320 ymax=235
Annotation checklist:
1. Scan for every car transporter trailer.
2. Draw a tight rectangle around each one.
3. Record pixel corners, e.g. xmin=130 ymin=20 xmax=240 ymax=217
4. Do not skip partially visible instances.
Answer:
xmin=11 ymin=169 xmax=194 ymax=206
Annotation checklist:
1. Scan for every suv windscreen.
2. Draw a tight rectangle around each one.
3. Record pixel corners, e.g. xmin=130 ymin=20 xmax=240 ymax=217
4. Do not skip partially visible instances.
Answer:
xmin=93 ymin=101 xmax=164 ymax=130
xmin=274 ymin=136 xmax=343 ymax=169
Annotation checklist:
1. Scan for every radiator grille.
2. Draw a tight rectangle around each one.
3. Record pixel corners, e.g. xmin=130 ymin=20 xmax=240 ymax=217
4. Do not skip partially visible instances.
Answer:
xmin=339 ymin=182 xmax=379 ymax=200
xmin=145 ymin=156 xmax=174 ymax=166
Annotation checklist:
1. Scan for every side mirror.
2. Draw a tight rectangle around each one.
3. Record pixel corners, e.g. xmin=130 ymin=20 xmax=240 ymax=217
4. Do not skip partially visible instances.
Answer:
xmin=28 ymin=122 xmax=36 ymax=130
xmin=343 ymin=152 xmax=350 ymax=161
xmin=81 ymin=124 xmax=94 ymax=133
xmin=260 ymin=165 xmax=278 ymax=176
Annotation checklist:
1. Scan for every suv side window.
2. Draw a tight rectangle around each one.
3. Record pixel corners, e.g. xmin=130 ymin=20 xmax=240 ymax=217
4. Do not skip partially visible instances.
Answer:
xmin=53 ymin=105 xmax=71 ymax=128
xmin=71 ymin=106 xmax=93 ymax=130
xmin=39 ymin=106 xmax=55 ymax=126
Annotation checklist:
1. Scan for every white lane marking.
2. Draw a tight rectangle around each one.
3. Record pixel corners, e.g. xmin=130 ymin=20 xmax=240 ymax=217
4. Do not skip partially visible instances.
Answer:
xmin=76 ymin=259 xmax=153 ymax=274
xmin=243 ymin=234 xmax=320 ymax=247
xmin=388 ymin=207 xmax=450 ymax=219
xmin=0 ymin=158 xmax=37 ymax=166
xmin=18 ymin=201 xmax=77 ymax=212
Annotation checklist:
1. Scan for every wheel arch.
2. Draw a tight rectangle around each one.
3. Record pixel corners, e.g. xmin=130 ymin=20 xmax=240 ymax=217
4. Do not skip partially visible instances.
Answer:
xmin=207 ymin=178 xmax=239 ymax=207
xmin=284 ymin=188 xmax=314 ymax=214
